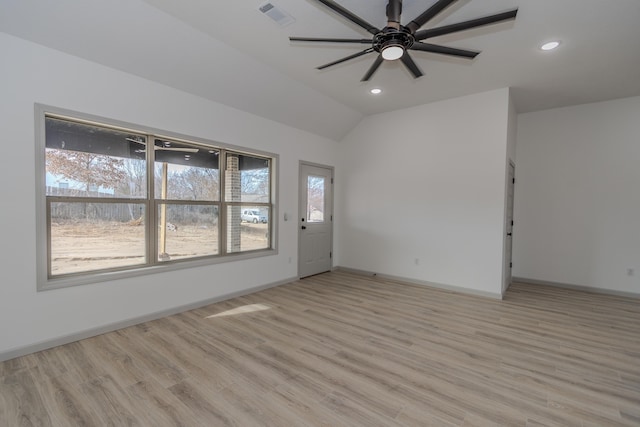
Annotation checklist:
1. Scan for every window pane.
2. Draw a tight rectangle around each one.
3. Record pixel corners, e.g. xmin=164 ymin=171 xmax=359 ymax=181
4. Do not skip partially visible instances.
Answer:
xmin=227 ymin=206 xmax=270 ymax=253
xmin=157 ymin=204 xmax=219 ymax=261
xmin=154 ymin=140 xmax=219 ymax=201
xmin=224 ymin=154 xmax=270 ymax=203
xmin=50 ymin=202 xmax=146 ymax=275
xmin=45 ymin=117 xmax=147 ymax=198
xmin=307 ymin=175 xmax=325 ymax=223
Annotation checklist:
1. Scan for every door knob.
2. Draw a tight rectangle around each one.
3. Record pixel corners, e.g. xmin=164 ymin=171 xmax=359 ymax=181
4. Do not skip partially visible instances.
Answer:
xmin=301 ymin=226 xmax=307 ymax=230
xmin=507 ymin=232 xmax=512 ymax=236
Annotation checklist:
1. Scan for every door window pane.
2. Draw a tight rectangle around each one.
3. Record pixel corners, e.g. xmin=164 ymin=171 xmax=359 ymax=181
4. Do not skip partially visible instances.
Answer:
xmin=50 ymin=202 xmax=146 ymax=275
xmin=157 ymin=204 xmax=219 ymax=261
xmin=307 ymin=175 xmax=325 ymax=223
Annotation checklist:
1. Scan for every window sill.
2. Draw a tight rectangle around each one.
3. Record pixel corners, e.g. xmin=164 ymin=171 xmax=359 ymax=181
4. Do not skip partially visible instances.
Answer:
xmin=38 ymin=248 xmax=278 ymax=292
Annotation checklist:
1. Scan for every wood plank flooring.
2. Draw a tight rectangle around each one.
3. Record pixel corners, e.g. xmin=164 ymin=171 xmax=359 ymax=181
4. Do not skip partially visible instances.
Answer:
xmin=1 ymin=271 xmax=639 ymax=426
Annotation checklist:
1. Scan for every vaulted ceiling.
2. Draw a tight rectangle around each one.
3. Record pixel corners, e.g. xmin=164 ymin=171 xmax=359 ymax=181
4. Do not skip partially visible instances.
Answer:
xmin=2 ymin=0 xmax=639 ymax=140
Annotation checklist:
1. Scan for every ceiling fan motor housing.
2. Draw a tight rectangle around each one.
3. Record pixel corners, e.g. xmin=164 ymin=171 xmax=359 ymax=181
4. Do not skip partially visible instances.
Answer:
xmin=373 ymin=27 xmax=415 ymax=54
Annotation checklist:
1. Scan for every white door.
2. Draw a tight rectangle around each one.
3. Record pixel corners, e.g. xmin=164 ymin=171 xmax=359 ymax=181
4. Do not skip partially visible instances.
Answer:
xmin=504 ymin=162 xmax=515 ymax=292
xmin=299 ymin=163 xmax=333 ymax=278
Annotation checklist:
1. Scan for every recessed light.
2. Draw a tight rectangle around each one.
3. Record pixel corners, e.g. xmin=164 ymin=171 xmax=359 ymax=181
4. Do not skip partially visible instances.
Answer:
xmin=370 ymin=88 xmax=382 ymax=95
xmin=540 ymin=41 xmax=560 ymax=51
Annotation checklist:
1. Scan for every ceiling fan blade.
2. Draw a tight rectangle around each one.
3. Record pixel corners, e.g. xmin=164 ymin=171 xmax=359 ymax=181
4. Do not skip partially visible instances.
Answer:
xmin=400 ymin=52 xmax=423 ymax=78
xmin=386 ymin=0 xmax=402 ymax=28
xmin=314 ymin=0 xmax=380 ymax=35
xmin=410 ymin=42 xmax=479 ymax=59
xmin=406 ymin=0 xmax=458 ymax=34
xmin=361 ymin=54 xmax=384 ymax=81
xmin=317 ymin=48 xmax=375 ymax=70
xmin=415 ymin=9 xmax=518 ymax=40
xmin=290 ymin=37 xmax=372 ymax=44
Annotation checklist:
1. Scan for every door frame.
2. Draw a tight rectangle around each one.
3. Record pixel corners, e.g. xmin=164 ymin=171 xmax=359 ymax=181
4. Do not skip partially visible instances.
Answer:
xmin=298 ymin=161 xmax=334 ymax=278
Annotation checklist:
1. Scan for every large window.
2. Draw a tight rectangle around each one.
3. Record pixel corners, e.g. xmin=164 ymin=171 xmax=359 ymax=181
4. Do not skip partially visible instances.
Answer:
xmin=38 ymin=109 xmax=276 ymax=288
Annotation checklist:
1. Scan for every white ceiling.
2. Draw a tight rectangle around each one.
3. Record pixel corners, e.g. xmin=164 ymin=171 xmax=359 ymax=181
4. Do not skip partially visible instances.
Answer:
xmin=2 ymin=0 xmax=640 ymax=140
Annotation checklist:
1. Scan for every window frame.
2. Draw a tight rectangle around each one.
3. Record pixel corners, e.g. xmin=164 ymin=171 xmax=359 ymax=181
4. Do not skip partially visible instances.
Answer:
xmin=35 ymin=104 xmax=278 ymax=291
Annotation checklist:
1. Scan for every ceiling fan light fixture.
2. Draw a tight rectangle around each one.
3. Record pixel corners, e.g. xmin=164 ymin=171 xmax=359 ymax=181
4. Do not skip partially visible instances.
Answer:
xmin=381 ymin=44 xmax=404 ymax=61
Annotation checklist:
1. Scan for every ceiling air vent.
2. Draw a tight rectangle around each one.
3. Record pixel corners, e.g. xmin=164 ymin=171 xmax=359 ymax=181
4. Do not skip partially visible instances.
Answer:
xmin=259 ymin=2 xmax=295 ymax=27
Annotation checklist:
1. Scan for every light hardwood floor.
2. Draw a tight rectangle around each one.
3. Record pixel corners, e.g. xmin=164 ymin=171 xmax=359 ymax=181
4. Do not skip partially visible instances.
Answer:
xmin=1 ymin=271 xmax=639 ymax=426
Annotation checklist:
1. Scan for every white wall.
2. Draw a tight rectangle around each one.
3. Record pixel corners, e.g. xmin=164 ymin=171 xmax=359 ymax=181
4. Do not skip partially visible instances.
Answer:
xmin=336 ymin=89 xmax=511 ymax=297
xmin=0 ymin=33 xmax=339 ymax=358
xmin=506 ymin=92 xmax=518 ymax=170
xmin=513 ymin=96 xmax=640 ymax=295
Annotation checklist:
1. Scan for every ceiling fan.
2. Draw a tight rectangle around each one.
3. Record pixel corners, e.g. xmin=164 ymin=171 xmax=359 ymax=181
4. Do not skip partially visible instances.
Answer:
xmin=290 ymin=0 xmax=518 ymax=81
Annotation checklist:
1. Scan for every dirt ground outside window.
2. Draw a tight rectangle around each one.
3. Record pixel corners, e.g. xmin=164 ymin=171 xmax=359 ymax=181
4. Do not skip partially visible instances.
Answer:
xmin=50 ymin=221 xmax=269 ymax=275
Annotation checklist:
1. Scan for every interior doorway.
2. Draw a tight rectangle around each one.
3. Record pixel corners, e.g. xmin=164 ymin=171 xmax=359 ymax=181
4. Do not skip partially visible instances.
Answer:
xmin=504 ymin=161 xmax=515 ymax=293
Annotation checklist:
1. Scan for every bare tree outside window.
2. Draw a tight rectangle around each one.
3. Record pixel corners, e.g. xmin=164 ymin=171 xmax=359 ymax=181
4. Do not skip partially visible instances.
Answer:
xmin=46 ymin=150 xmax=127 ymax=196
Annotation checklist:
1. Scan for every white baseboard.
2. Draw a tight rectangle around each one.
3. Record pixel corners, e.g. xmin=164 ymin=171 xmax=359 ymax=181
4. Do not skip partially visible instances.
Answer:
xmin=0 ymin=276 xmax=297 ymax=363
xmin=512 ymin=276 xmax=640 ymax=299
xmin=335 ymin=266 xmax=503 ymax=300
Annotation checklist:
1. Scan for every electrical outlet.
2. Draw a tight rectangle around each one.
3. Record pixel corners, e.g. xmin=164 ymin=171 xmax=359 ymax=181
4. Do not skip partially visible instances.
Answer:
xmin=627 ymin=268 xmax=635 ymax=277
